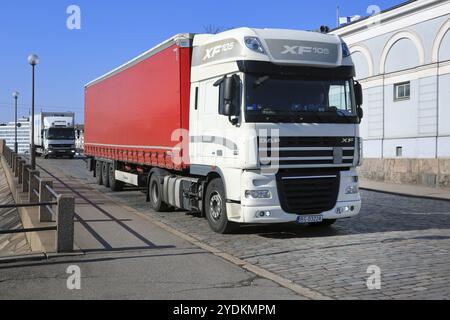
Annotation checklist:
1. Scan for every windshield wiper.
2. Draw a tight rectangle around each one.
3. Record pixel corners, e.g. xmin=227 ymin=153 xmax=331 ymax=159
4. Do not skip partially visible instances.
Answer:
xmin=279 ymin=111 xmax=327 ymax=123
xmin=329 ymin=107 xmax=354 ymax=123
xmin=253 ymin=75 xmax=270 ymax=88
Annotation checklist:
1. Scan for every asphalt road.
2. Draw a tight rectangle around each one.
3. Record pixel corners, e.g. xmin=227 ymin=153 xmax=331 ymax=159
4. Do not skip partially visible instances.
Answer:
xmin=2 ymin=157 xmax=450 ymax=300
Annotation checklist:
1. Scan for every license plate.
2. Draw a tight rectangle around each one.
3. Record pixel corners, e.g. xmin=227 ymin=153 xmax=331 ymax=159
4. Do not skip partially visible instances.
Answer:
xmin=297 ymin=215 xmax=323 ymax=224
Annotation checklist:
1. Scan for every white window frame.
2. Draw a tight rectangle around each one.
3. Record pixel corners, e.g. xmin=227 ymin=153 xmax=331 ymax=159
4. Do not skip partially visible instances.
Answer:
xmin=394 ymin=82 xmax=410 ymax=101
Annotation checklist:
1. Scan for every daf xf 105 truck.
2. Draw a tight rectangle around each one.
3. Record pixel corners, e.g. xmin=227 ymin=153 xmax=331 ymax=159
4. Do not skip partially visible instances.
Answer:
xmin=84 ymin=28 xmax=364 ymax=234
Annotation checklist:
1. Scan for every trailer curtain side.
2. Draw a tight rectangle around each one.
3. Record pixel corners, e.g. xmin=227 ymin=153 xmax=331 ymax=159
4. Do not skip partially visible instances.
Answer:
xmin=84 ymin=43 xmax=192 ymax=171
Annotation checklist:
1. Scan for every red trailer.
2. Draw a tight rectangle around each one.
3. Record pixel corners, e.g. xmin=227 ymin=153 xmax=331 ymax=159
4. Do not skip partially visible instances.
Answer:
xmin=84 ymin=35 xmax=193 ymax=172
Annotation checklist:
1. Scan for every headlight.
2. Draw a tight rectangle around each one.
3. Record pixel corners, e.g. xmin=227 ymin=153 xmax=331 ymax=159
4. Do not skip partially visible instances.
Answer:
xmin=342 ymin=42 xmax=351 ymax=57
xmin=357 ymin=137 xmax=363 ymax=167
xmin=244 ymin=37 xmax=266 ymax=54
xmin=346 ymin=185 xmax=359 ymax=194
xmin=245 ymin=190 xmax=272 ymax=199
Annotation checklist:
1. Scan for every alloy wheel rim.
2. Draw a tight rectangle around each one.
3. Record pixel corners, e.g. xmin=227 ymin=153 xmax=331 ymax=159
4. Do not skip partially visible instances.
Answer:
xmin=210 ymin=192 xmax=222 ymax=221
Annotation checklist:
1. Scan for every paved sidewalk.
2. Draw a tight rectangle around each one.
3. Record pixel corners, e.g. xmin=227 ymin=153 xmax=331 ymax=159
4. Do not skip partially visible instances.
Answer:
xmin=360 ymin=178 xmax=450 ymax=201
xmin=0 ymin=158 xmax=304 ymax=300
xmin=0 ymin=160 xmax=31 ymax=256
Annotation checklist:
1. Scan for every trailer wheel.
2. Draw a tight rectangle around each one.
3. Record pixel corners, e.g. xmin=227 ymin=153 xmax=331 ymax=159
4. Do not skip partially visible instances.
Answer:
xmin=95 ymin=161 xmax=103 ymax=185
xmin=205 ymin=178 xmax=238 ymax=234
xmin=108 ymin=164 xmax=124 ymax=192
xmin=149 ymin=173 xmax=169 ymax=212
xmin=102 ymin=162 xmax=110 ymax=188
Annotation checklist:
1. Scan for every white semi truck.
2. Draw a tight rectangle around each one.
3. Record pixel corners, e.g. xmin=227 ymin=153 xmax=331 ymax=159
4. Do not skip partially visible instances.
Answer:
xmin=34 ymin=112 xmax=77 ymax=159
xmin=85 ymin=28 xmax=364 ymax=234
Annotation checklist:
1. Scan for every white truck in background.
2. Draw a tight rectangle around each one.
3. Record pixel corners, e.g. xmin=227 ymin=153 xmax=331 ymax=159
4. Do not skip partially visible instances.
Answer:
xmin=34 ymin=112 xmax=77 ymax=159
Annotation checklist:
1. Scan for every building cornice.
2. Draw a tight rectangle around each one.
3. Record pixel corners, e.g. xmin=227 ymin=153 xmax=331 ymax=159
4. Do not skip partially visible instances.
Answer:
xmin=331 ymin=0 xmax=447 ymax=37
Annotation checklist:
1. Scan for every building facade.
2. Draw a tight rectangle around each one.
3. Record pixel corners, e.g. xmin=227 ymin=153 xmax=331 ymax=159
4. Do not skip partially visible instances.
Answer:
xmin=0 ymin=118 xmax=31 ymax=155
xmin=331 ymin=0 xmax=450 ymax=188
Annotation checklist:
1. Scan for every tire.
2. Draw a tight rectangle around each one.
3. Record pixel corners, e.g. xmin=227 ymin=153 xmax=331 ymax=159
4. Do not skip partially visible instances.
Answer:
xmin=102 ymin=162 xmax=110 ymax=188
xmin=205 ymin=178 xmax=238 ymax=234
xmin=109 ymin=164 xmax=124 ymax=192
xmin=309 ymin=219 xmax=337 ymax=227
xmin=95 ymin=161 xmax=103 ymax=185
xmin=149 ymin=173 xmax=169 ymax=212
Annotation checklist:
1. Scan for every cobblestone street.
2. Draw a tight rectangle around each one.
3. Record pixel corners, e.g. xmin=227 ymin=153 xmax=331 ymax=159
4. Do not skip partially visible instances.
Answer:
xmin=39 ymin=159 xmax=450 ymax=300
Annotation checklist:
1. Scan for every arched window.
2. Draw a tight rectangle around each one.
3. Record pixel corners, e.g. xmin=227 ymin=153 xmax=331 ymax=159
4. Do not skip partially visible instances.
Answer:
xmin=380 ymin=31 xmax=425 ymax=74
xmin=350 ymin=45 xmax=374 ymax=79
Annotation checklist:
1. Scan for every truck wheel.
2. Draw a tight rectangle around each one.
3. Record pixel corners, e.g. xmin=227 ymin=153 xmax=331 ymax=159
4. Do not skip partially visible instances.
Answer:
xmin=205 ymin=178 xmax=238 ymax=234
xmin=149 ymin=174 xmax=168 ymax=212
xmin=95 ymin=161 xmax=103 ymax=185
xmin=108 ymin=165 xmax=124 ymax=192
xmin=309 ymin=219 xmax=337 ymax=227
xmin=102 ymin=162 xmax=110 ymax=188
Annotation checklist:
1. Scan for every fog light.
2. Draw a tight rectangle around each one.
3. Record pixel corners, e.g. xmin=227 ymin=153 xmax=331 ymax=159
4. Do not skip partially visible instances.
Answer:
xmin=336 ymin=206 xmax=352 ymax=215
xmin=346 ymin=185 xmax=359 ymax=194
xmin=256 ymin=211 xmax=272 ymax=218
xmin=245 ymin=190 xmax=272 ymax=199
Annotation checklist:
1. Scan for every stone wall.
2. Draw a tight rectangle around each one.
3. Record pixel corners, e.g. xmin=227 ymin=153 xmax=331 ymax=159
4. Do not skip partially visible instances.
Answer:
xmin=360 ymin=158 xmax=450 ymax=189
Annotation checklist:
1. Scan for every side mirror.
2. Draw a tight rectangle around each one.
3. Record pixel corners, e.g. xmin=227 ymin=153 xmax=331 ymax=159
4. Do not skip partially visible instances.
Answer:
xmin=355 ymin=82 xmax=363 ymax=107
xmin=215 ymin=75 xmax=239 ymax=118
xmin=223 ymin=76 xmax=236 ymax=102
xmin=357 ymin=107 xmax=364 ymax=119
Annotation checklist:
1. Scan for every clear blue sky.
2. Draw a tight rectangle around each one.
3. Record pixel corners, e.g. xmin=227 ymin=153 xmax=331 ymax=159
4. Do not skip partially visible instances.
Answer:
xmin=0 ymin=0 xmax=405 ymax=124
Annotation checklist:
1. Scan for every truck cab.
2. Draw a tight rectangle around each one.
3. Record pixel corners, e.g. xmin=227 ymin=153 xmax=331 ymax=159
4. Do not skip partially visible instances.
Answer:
xmin=188 ymin=28 xmax=363 ymax=231
xmin=35 ymin=113 xmax=77 ymax=159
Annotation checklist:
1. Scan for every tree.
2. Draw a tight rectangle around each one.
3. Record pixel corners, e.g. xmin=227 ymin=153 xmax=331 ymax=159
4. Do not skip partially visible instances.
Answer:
xmin=203 ymin=24 xmax=224 ymax=34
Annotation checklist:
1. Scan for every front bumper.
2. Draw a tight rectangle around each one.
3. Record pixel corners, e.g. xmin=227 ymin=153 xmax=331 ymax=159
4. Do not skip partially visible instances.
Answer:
xmin=47 ymin=149 xmax=76 ymax=156
xmin=227 ymin=168 xmax=362 ymax=224
xmin=235 ymin=200 xmax=361 ymax=224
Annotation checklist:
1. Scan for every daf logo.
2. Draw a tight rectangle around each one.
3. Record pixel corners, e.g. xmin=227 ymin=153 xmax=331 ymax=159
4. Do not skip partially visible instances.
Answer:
xmin=342 ymin=138 xmax=355 ymax=144
xmin=203 ymin=42 xmax=235 ymax=60
xmin=281 ymin=45 xmax=330 ymax=55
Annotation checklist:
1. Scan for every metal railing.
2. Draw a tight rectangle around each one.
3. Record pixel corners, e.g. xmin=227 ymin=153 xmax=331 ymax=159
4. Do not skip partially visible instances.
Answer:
xmin=0 ymin=139 xmax=74 ymax=253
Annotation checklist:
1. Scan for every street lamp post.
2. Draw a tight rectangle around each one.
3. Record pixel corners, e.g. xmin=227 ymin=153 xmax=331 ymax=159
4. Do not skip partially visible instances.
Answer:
xmin=12 ymin=91 xmax=20 ymax=154
xmin=28 ymin=54 xmax=39 ymax=170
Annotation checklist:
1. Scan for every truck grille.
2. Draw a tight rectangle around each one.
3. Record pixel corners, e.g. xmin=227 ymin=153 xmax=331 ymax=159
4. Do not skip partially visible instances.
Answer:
xmin=276 ymin=169 xmax=341 ymax=215
xmin=259 ymin=137 xmax=355 ymax=168
xmin=50 ymin=144 xmax=72 ymax=148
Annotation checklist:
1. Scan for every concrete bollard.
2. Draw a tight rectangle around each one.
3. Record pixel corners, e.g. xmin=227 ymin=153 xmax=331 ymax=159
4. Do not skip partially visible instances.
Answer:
xmin=12 ymin=154 xmax=17 ymax=172
xmin=22 ymin=165 xmax=32 ymax=193
xmin=28 ymin=171 xmax=40 ymax=203
xmin=18 ymin=160 xmax=26 ymax=184
xmin=56 ymin=195 xmax=75 ymax=253
xmin=39 ymin=179 xmax=54 ymax=222
xmin=14 ymin=156 xmax=22 ymax=178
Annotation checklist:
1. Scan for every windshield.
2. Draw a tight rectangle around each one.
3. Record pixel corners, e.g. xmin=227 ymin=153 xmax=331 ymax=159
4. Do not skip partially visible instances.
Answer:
xmin=245 ymin=74 xmax=357 ymax=123
xmin=46 ymin=128 xmax=75 ymax=140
